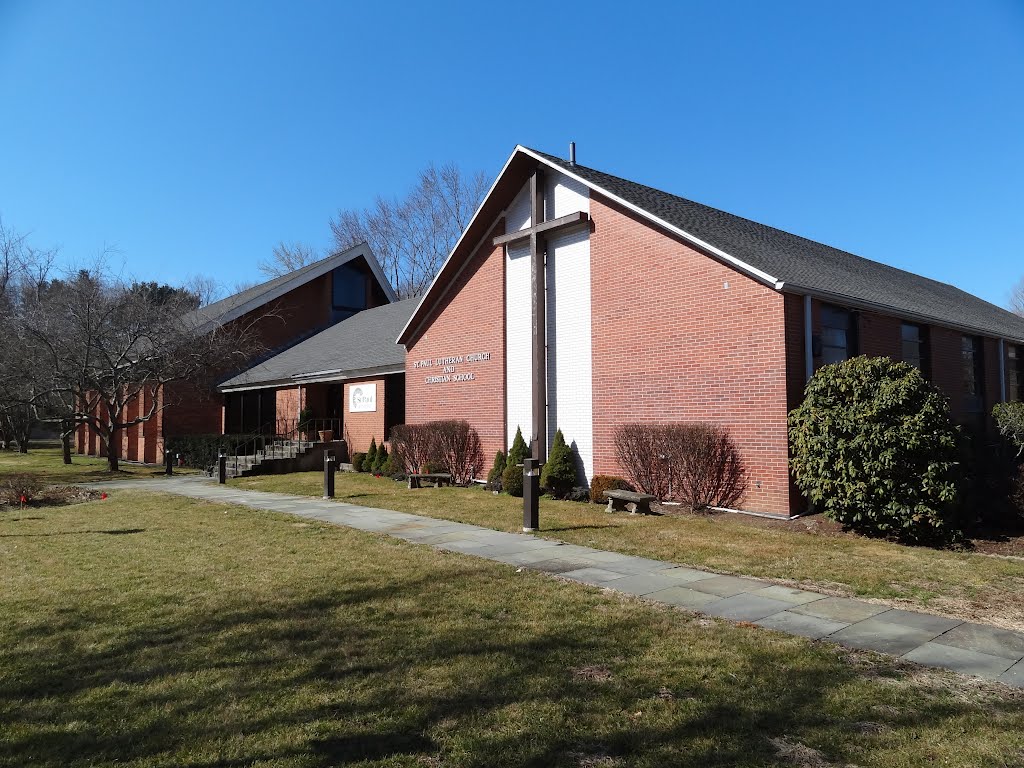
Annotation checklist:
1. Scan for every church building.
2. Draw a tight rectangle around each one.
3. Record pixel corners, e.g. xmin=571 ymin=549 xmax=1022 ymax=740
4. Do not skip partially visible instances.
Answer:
xmin=75 ymin=242 xmax=396 ymax=463
xmin=399 ymin=145 xmax=1024 ymax=516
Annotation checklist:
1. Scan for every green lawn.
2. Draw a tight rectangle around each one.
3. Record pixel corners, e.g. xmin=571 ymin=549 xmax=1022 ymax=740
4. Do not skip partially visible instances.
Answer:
xmin=232 ymin=471 xmax=1024 ymax=632
xmin=0 ymin=446 xmax=179 ymax=484
xmin=2 ymin=490 xmax=1022 ymax=767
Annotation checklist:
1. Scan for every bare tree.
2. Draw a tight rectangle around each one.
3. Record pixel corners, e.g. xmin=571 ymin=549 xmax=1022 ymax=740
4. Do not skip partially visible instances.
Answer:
xmin=184 ymin=274 xmax=224 ymax=306
xmin=1012 ymin=276 xmax=1024 ymax=317
xmin=330 ymin=162 xmax=489 ymax=298
xmin=17 ymin=264 xmax=267 ymax=471
xmin=0 ymin=220 xmax=57 ymax=453
xmin=257 ymin=241 xmax=320 ymax=278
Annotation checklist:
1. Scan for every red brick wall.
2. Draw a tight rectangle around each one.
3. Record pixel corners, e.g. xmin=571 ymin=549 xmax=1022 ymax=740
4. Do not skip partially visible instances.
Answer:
xmin=857 ymin=311 xmax=902 ymax=360
xmin=784 ymin=293 xmax=808 ymax=410
xmin=403 ymin=221 xmax=507 ymax=470
xmin=343 ymin=378 xmax=386 ymax=455
xmin=76 ymin=269 xmax=362 ymax=461
xmin=589 ymin=193 xmax=793 ymax=515
xmin=276 ymin=386 xmax=302 ymax=433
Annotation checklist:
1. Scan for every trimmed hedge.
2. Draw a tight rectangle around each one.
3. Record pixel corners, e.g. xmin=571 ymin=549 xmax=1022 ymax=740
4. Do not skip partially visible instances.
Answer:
xmin=789 ymin=356 xmax=962 ymax=543
xmin=613 ymin=422 xmax=746 ymax=509
xmin=589 ymin=475 xmax=634 ymax=504
xmin=388 ymin=420 xmax=483 ymax=485
xmin=164 ymin=433 xmax=261 ymax=471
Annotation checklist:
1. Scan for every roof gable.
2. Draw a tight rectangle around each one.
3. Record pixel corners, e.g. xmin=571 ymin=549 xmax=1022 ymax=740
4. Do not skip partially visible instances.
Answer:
xmin=186 ymin=241 xmax=397 ymax=335
xmin=399 ymin=145 xmax=1024 ymax=345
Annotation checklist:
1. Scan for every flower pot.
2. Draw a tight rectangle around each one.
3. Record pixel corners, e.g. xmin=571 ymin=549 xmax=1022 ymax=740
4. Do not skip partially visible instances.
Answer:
xmin=318 ymin=429 xmax=334 ymax=443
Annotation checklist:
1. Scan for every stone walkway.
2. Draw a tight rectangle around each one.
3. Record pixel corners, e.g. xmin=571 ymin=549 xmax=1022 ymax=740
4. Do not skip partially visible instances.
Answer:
xmin=92 ymin=475 xmax=1024 ymax=688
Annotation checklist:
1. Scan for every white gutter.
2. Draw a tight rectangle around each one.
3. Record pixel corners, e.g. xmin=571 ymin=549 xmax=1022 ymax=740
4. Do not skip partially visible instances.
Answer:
xmin=803 ymin=294 xmax=814 ymax=383
xmin=999 ymin=338 xmax=1007 ymax=402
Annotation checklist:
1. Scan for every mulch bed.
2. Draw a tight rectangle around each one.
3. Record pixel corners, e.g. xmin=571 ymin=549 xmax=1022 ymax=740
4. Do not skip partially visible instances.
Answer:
xmin=0 ymin=485 xmax=104 ymax=511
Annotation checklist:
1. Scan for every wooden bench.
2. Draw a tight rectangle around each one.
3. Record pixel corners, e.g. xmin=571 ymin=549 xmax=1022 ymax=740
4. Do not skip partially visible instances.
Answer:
xmin=604 ymin=489 xmax=657 ymax=515
xmin=407 ymin=472 xmax=453 ymax=489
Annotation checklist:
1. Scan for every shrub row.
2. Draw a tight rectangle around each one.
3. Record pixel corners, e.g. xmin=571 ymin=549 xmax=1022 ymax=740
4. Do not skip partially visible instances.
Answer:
xmin=164 ymin=433 xmax=262 ymax=471
xmin=613 ymin=422 xmax=746 ymax=510
xmin=389 ymin=420 xmax=483 ymax=485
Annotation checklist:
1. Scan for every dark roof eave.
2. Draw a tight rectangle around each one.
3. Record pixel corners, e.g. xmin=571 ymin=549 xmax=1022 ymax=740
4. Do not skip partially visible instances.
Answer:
xmin=219 ymin=363 xmax=406 ymax=393
xmin=782 ymin=284 xmax=1024 ymax=344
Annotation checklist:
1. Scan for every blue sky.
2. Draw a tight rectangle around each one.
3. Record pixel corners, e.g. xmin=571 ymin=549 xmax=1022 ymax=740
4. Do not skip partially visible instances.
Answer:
xmin=1 ymin=0 xmax=1022 ymax=305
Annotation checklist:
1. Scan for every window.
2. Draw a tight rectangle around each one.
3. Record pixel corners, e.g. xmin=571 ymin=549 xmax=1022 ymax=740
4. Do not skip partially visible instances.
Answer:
xmin=1009 ymin=344 xmax=1023 ymax=402
xmin=962 ymin=335 xmax=985 ymax=413
xmin=900 ymin=322 xmax=929 ymax=375
xmin=820 ymin=304 xmax=856 ymax=366
xmin=332 ymin=263 xmax=369 ymax=321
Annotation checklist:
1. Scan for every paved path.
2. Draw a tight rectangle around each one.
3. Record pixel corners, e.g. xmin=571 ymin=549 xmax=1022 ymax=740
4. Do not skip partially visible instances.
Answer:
xmin=92 ymin=475 xmax=1024 ymax=688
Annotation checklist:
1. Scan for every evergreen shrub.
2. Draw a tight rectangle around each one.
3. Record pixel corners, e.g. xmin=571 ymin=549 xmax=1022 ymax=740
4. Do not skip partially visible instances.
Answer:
xmin=373 ymin=444 xmax=389 ymax=475
xmin=540 ymin=429 xmax=577 ymax=498
xmin=502 ymin=427 xmax=529 ymax=497
xmin=993 ymin=401 xmax=1024 ymax=457
xmin=362 ymin=438 xmax=378 ymax=473
xmin=487 ymin=450 xmax=507 ymax=491
xmin=789 ymin=356 xmax=962 ymax=543
xmin=351 ymin=452 xmax=366 ymax=472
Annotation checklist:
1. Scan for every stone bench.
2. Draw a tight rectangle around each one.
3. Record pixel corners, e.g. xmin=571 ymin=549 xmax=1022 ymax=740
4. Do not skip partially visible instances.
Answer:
xmin=407 ymin=472 xmax=453 ymax=489
xmin=604 ymin=489 xmax=657 ymax=515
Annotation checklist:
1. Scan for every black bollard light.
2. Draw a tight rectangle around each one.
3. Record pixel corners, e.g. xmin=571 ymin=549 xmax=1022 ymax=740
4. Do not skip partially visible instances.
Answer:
xmin=523 ymin=457 xmax=539 ymax=532
xmin=218 ymin=452 xmax=227 ymax=484
xmin=323 ymin=451 xmax=336 ymax=499
xmin=165 ymin=449 xmax=173 ymax=476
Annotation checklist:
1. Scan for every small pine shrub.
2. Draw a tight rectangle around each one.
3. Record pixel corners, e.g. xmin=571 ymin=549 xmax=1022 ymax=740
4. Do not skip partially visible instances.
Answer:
xmin=502 ymin=427 xmax=529 ymax=498
xmin=789 ymin=356 xmax=962 ymax=543
xmin=362 ymin=438 xmax=378 ymax=473
xmin=589 ymin=475 xmax=635 ymax=504
xmin=350 ymin=452 xmax=366 ymax=472
xmin=380 ymin=449 xmax=396 ymax=476
xmin=540 ymin=429 xmax=577 ymax=498
xmin=373 ymin=444 xmax=389 ymax=475
xmin=487 ymin=450 xmax=507 ymax=488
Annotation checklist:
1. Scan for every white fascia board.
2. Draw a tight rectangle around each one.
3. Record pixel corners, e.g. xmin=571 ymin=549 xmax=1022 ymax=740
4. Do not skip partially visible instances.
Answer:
xmin=396 ymin=145 xmax=527 ymax=344
xmin=515 ymin=146 xmax=782 ymax=289
xmin=397 ymin=145 xmax=784 ymax=345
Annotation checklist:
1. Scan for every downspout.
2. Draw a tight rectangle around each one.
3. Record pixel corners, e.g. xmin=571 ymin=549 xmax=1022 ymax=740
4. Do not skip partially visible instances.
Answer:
xmin=803 ymin=294 xmax=814 ymax=383
xmin=999 ymin=338 xmax=1007 ymax=402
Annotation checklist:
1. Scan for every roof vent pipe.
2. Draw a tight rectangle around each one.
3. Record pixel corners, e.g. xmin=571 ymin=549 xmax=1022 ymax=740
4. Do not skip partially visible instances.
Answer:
xmin=569 ymin=141 xmax=576 ymax=165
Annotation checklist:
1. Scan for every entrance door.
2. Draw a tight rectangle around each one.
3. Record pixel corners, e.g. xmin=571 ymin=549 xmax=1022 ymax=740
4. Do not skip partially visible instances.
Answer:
xmin=326 ymin=383 xmax=343 ymax=436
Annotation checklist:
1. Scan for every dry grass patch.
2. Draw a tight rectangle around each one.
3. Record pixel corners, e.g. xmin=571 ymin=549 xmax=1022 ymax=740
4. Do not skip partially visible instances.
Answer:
xmin=1 ymin=489 xmax=1023 ymax=767
xmin=0 ymin=446 xmax=187 ymax=485
xmin=233 ymin=471 xmax=1024 ymax=631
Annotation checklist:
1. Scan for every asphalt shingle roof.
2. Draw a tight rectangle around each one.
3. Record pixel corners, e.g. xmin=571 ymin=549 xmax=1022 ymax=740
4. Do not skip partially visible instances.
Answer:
xmin=531 ymin=149 xmax=1024 ymax=342
xmin=220 ymin=299 xmax=417 ymax=389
